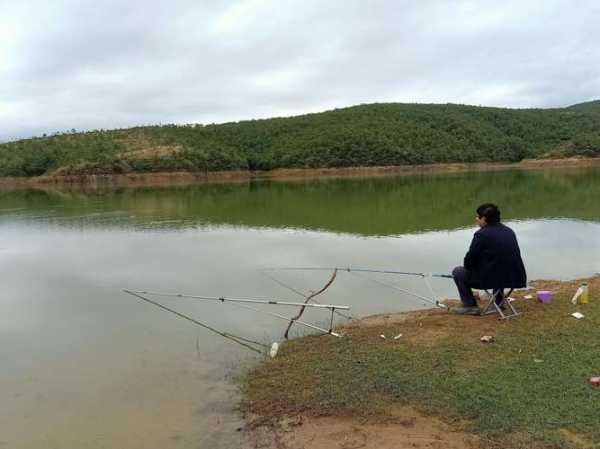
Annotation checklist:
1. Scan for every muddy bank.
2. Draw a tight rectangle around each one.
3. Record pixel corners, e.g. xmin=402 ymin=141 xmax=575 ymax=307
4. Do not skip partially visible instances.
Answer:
xmin=243 ymin=276 xmax=600 ymax=449
xmin=248 ymin=407 xmax=479 ymax=449
xmin=1 ymin=157 xmax=599 ymax=191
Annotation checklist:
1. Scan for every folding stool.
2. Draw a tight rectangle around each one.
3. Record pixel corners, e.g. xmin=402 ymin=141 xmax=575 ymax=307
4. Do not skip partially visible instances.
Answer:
xmin=480 ymin=288 xmax=520 ymax=319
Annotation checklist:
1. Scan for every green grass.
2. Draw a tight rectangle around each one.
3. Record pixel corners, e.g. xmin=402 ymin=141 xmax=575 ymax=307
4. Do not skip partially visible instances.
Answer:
xmin=243 ymin=278 xmax=600 ymax=448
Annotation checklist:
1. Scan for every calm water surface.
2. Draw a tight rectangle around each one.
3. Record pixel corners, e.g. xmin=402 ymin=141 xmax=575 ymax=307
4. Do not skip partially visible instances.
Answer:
xmin=2 ymin=168 xmax=600 ymax=448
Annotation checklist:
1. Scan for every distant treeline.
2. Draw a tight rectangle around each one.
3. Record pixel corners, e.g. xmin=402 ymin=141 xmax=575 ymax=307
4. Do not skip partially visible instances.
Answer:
xmin=1 ymin=101 xmax=599 ymax=177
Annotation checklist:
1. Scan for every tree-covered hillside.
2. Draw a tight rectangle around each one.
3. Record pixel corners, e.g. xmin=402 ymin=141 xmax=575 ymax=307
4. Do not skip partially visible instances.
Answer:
xmin=567 ymin=99 xmax=600 ymax=112
xmin=1 ymin=102 xmax=599 ymax=177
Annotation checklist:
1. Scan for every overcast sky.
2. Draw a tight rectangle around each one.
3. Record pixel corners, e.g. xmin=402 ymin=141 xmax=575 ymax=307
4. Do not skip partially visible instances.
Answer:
xmin=1 ymin=0 xmax=599 ymax=142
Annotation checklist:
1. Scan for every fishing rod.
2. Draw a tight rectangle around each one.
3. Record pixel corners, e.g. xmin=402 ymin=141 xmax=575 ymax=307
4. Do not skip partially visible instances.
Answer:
xmin=259 ymin=269 xmax=356 ymax=321
xmin=262 ymin=266 xmax=451 ymax=309
xmin=347 ymin=270 xmax=448 ymax=309
xmin=261 ymin=266 xmax=453 ymax=279
xmin=124 ymin=289 xmax=344 ymax=338
xmin=124 ymin=289 xmax=350 ymax=310
xmin=226 ymin=300 xmax=342 ymax=337
xmin=123 ymin=289 xmax=266 ymax=354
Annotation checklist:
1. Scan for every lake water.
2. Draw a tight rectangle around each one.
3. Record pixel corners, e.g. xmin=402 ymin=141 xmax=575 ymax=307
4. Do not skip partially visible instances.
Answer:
xmin=2 ymin=167 xmax=600 ymax=448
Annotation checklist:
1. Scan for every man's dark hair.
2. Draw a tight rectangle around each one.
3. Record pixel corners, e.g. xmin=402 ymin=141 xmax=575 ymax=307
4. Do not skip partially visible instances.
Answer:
xmin=476 ymin=203 xmax=501 ymax=225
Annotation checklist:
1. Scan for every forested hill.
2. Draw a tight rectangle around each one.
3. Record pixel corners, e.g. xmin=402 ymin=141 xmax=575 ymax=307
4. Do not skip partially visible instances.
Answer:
xmin=567 ymin=99 xmax=600 ymax=112
xmin=1 ymin=101 xmax=599 ymax=177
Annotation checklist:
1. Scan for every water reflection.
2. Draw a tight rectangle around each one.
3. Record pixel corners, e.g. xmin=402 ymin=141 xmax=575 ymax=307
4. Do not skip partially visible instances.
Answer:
xmin=2 ymin=168 xmax=600 ymax=234
xmin=1 ymin=168 xmax=600 ymax=449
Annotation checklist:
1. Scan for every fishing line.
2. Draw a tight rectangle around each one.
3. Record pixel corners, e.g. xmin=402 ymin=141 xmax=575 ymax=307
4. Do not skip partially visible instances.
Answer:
xmin=123 ymin=290 xmax=266 ymax=354
xmin=259 ymin=269 xmax=310 ymax=299
xmin=227 ymin=300 xmax=341 ymax=337
xmin=263 ymin=266 xmax=451 ymax=309
xmin=263 ymin=266 xmax=453 ymax=279
xmin=347 ymin=270 xmax=446 ymax=308
xmin=258 ymin=269 xmax=356 ymax=321
xmin=422 ymin=275 xmax=444 ymax=307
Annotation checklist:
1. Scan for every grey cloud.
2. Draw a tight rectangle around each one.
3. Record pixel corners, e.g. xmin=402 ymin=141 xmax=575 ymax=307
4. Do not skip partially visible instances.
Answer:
xmin=1 ymin=0 xmax=599 ymax=142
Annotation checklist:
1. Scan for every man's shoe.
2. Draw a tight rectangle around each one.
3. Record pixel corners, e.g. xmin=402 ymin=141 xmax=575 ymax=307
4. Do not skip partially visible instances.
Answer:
xmin=451 ymin=306 xmax=481 ymax=316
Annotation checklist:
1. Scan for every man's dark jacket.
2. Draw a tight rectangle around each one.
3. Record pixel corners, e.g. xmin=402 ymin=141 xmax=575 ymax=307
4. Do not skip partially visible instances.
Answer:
xmin=464 ymin=223 xmax=527 ymax=289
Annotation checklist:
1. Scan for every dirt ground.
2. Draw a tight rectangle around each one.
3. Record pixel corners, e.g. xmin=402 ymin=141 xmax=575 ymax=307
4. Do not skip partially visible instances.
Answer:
xmin=245 ymin=302 xmax=497 ymax=449
xmin=249 ymin=407 xmax=480 ymax=449
xmin=245 ymin=277 xmax=600 ymax=449
xmin=1 ymin=157 xmax=599 ymax=191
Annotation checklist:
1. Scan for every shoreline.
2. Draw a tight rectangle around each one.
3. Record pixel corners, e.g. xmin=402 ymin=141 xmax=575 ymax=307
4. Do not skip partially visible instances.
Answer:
xmin=243 ymin=275 xmax=600 ymax=449
xmin=1 ymin=157 xmax=599 ymax=191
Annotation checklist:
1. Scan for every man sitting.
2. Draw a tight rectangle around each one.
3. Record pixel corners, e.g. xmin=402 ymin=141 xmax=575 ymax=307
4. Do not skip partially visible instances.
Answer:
xmin=452 ymin=203 xmax=527 ymax=315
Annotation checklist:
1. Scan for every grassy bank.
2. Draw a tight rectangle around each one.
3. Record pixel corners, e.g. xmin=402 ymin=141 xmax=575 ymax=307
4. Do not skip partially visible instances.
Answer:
xmin=243 ymin=277 xmax=600 ymax=448
xmin=1 ymin=101 xmax=600 ymax=177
